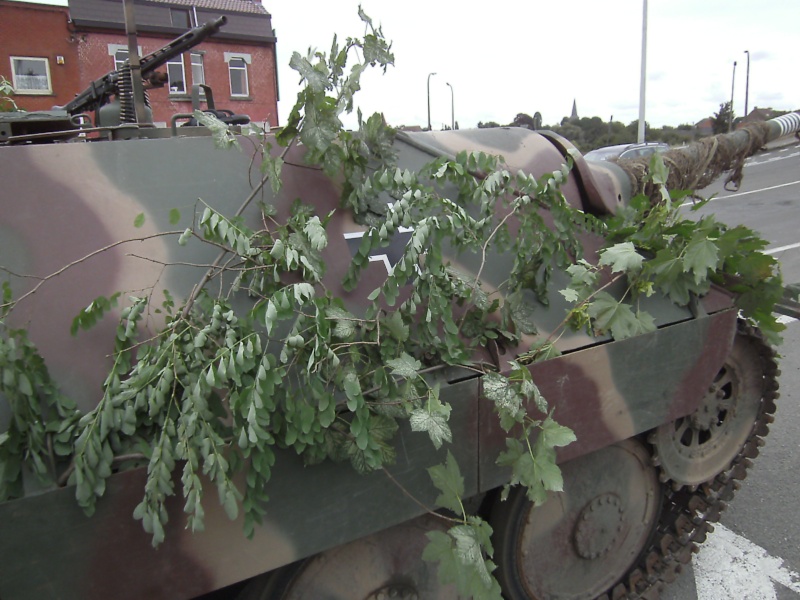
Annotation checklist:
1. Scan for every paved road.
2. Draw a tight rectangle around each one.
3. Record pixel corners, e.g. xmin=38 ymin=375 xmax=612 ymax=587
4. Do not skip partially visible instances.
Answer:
xmin=663 ymin=138 xmax=800 ymax=599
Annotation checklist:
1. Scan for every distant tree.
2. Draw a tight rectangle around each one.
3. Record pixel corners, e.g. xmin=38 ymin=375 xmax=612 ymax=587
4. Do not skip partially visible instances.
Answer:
xmin=477 ymin=121 xmax=501 ymax=129
xmin=550 ymin=122 xmax=586 ymax=150
xmin=712 ymin=102 xmax=735 ymax=134
xmin=576 ymin=116 xmax=607 ymax=146
xmin=511 ymin=113 xmax=537 ymax=129
xmin=625 ymin=120 xmax=653 ymax=141
xmin=495 ymin=111 xmax=705 ymax=152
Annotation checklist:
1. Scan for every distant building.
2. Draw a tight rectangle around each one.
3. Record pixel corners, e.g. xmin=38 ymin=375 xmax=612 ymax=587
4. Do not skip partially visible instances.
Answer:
xmin=0 ymin=0 xmax=80 ymax=111
xmin=694 ymin=117 xmax=714 ymax=137
xmin=0 ymin=0 xmax=279 ymax=125
xmin=69 ymin=0 xmax=278 ymax=125
xmin=570 ymin=99 xmax=578 ymax=122
xmin=739 ymin=107 xmax=785 ymax=125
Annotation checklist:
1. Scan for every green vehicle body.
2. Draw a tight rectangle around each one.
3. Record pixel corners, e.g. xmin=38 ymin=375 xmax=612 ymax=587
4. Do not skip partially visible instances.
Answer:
xmin=1 ymin=25 xmax=798 ymax=595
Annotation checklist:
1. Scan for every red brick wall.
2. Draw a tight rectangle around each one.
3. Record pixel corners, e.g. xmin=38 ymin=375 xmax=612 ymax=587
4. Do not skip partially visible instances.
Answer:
xmin=77 ymin=31 xmax=279 ymax=126
xmin=0 ymin=1 xmax=81 ymax=111
xmin=0 ymin=1 xmax=278 ymax=126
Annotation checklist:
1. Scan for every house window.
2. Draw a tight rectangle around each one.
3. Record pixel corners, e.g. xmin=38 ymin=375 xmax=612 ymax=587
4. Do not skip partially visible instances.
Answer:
xmin=166 ymin=55 xmax=186 ymax=94
xmin=170 ymin=8 xmax=191 ymax=29
xmin=190 ymin=52 xmax=205 ymax=93
xmin=224 ymin=53 xmax=251 ymax=97
xmin=10 ymin=56 xmax=51 ymax=94
xmin=107 ymin=44 xmax=143 ymax=70
xmin=113 ymin=49 xmax=129 ymax=71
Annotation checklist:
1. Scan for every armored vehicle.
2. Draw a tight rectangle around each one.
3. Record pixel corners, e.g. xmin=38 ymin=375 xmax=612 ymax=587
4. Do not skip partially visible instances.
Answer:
xmin=2 ymin=16 xmax=800 ymax=600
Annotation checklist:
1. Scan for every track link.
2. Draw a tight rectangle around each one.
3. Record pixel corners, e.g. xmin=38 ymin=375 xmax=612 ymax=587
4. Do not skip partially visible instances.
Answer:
xmin=597 ymin=321 xmax=779 ymax=600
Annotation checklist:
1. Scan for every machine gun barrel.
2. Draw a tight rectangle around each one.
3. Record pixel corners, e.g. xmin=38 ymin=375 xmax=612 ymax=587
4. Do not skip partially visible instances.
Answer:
xmin=138 ymin=16 xmax=227 ymax=77
xmin=64 ymin=16 xmax=227 ymax=116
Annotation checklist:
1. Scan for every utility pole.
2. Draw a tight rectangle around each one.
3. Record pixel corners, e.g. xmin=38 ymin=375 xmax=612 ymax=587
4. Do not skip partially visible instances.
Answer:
xmin=446 ymin=82 xmax=454 ymax=130
xmin=426 ymin=72 xmax=436 ymax=131
xmin=744 ymin=50 xmax=750 ymax=118
xmin=637 ymin=0 xmax=648 ymax=143
xmin=729 ymin=60 xmax=737 ymax=132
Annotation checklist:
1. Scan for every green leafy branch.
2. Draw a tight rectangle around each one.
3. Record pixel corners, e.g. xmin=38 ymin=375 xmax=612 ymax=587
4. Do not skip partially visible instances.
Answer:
xmin=2 ymin=9 xmax=786 ymax=599
xmin=557 ymin=155 xmax=785 ymax=345
xmin=0 ymin=287 xmax=80 ymax=500
xmin=0 ymin=75 xmax=18 ymax=111
xmin=422 ymin=451 xmax=503 ymax=599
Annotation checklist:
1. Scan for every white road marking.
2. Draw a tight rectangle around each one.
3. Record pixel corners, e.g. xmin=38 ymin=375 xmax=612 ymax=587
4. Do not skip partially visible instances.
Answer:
xmin=748 ymin=150 xmax=800 ymax=167
xmin=766 ymin=242 xmax=800 ymax=255
xmin=681 ymin=180 xmax=800 ymax=207
xmin=694 ymin=523 xmax=800 ymax=599
xmin=777 ymin=315 xmax=797 ymax=325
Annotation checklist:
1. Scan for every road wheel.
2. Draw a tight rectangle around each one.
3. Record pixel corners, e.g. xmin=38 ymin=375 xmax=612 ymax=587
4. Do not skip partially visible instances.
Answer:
xmin=490 ymin=438 xmax=662 ymax=599
xmin=236 ymin=513 xmax=461 ymax=600
xmin=650 ymin=329 xmax=772 ymax=489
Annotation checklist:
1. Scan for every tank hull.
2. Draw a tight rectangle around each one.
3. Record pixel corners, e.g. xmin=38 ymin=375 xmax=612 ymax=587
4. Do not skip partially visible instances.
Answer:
xmin=0 ymin=128 xmax=740 ymax=599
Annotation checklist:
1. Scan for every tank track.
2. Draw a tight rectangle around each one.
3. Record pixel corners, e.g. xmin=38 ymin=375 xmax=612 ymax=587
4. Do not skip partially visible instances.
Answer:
xmin=597 ymin=321 xmax=780 ymax=600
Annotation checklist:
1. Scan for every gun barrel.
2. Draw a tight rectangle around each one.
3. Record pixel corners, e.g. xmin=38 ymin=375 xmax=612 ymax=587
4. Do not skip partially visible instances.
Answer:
xmin=64 ymin=16 xmax=227 ymax=116
xmin=139 ymin=16 xmax=227 ymax=76
xmin=618 ymin=111 xmax=800 ymax=197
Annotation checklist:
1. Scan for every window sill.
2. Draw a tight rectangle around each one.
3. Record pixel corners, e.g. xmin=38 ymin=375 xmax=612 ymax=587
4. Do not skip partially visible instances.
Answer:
xmin=230 ymin=96 xmax=253 ymax=102
xmin=13 ymin=91 xmax=54 ymax=96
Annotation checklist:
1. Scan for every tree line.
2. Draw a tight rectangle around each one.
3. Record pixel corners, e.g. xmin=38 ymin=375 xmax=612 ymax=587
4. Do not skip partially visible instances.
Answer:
xmin=476 ymin=102 xmax=743 ymax=153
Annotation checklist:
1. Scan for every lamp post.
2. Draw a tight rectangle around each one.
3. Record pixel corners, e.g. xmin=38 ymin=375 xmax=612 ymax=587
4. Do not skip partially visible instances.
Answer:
xmin=446 ymin=82 xmax=454 ymax=130
xmin=744 ymin=50 xmax=750 ymax=118
xmin=427 ymin=72 xmax=437 ymax=131
xmin=729 ymin=60 xmax=737 ymax=132
xmin=637 ymin=0 xmax=648 ymax=143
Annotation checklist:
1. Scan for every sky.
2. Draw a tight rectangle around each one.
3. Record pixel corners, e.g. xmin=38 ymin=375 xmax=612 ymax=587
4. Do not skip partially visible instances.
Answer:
xmin=10 ymin=0 xmax=800 ymax=130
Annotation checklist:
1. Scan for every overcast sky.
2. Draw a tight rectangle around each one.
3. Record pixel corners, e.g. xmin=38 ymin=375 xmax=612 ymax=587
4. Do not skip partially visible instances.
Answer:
xmin=268 ymin=0 xmax=799 ymax=130
xmin=11 ymin=0 xmax=800 ymax=129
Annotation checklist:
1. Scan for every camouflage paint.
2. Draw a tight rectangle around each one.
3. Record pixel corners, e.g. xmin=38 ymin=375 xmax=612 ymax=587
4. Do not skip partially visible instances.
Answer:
xmin=0 ymin=125 xmax=740 ymax=598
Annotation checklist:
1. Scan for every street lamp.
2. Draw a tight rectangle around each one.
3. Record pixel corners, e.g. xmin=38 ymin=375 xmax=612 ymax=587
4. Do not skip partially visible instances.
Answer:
xmin=637 ymin=0 xmax=648 ymax=143
xmin=744 ymin=50 xmax=750 ymax=118
xmin=427 ymin=72 xmax=437 ymax=131
xmin=729 ymin=60 xmax=737 ymax=132
xmin=446 ymin=82 xmax=454 ymax=130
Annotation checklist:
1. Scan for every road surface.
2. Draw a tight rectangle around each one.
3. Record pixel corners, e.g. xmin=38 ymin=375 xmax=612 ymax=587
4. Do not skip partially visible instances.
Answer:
xmin=663 ymin=137 xmax=800 ymax=599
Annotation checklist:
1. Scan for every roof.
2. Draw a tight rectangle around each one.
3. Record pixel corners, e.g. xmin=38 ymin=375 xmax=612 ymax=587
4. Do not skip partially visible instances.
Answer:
xmin=69 ymin=0 xmax=275 ymax=43
xmin=742 ymin=107 xmax=783 ymax=123
xmin=146 ymin=0 xmax=269 ymax=16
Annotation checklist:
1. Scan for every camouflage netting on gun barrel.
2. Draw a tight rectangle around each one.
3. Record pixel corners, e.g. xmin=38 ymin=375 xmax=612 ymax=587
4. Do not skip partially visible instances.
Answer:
xmin=617 ymin=122 xmax=771 ymax=200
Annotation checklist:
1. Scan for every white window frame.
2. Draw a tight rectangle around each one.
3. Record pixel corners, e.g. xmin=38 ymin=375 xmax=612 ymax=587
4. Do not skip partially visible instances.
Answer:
xmin=224 ymin=52 xmax=251 ymax=98
xmin=107 ymin=44 xmax=143 ymax=70
xmin=166 ymin=54 xmax=187 ymax=95
xmin=10 ymin=56 xmax=52 ymax=95
xmin=190 ymin=51 xmax=205 ymax=94
xmin=170 ymin=7 xmax=192 ymax=29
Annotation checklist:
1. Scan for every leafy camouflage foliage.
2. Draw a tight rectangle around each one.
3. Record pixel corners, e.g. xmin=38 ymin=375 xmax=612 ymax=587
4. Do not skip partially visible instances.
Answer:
xmin=566 ymin=172 xmax=786 ymax=345
xmin=0 ymin=75 xmax=18 ymax=112
xmin=0 ymin=8 xmax=786 ymax=596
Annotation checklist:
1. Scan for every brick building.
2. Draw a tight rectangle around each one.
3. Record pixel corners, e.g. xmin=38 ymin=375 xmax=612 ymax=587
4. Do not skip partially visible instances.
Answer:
xmin=1 ymin=0 xmax=278 ymax=126
xmin=0 ymin=0 xmax=81 ymax=111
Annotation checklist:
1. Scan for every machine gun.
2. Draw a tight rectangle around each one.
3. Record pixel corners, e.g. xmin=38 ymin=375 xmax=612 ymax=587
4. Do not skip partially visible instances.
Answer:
xmin=64 ymin=16 xmax=227 ymax=122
